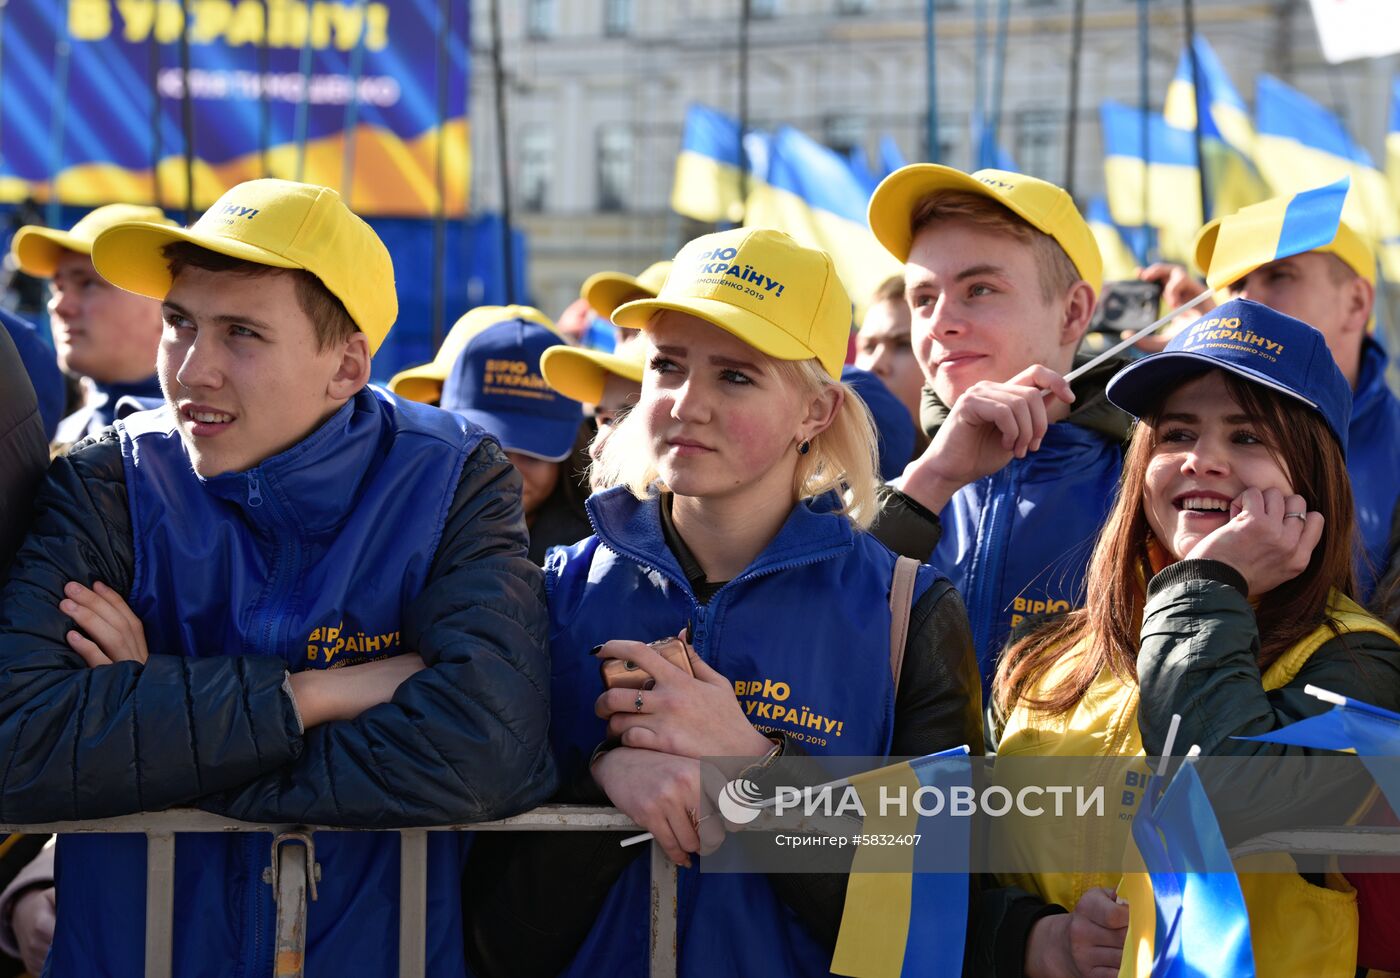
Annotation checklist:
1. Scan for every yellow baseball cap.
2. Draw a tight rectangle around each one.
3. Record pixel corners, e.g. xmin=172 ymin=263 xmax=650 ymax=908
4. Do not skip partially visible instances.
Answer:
xmin=389 ymin=305 xmax=558 ymax=403
xmin=1194 ymin=215 xmax=1376 ymax=288
xmin=90 ymin=179 xmax=397 ymax=354
xmin=613 ymin=228 xmax=851 ymax=379
xmin=581 ymin=261 xmax=673 ymax=319
xmin=540 ymin=339 xmax=645 ymax=405
xmin=11 ymin=204 xmax=176 ymax=278
xmin=867 ymin=164 xmax=1104 ymax=294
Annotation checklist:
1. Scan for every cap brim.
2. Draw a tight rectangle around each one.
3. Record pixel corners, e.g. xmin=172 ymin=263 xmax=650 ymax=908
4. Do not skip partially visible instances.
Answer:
xmin=582 ymin=272 xmax=649 ymax=319
xmin=540 ymin=346 xmax=644 ymax=404
xmin=613 ymin=295 xmax=817 ymax=367
xmin=869 ymin=164 xmax=1038 ymax=263
xmin=92 ymin=222 xmax=301 ymax=300
xmin=11 ymin=227 xmax=92 ymax=277
xmin=387 ymin=363 xmax=450 ymax=403
xmin=1106 ymin=351 xmax=1320 ymax=422
xmin=451 ymin=408 xmax=580 ymax=462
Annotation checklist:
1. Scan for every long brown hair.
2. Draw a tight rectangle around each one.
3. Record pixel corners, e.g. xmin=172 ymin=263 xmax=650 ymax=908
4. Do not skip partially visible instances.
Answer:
xmin=994 ymin=368 xmax=1357 ymax=718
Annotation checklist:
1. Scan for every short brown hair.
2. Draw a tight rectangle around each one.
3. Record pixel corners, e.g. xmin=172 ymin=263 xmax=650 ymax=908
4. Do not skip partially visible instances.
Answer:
xmin=909 ymin=191 xmax=1080 ymax=302
xmin=162 ymin=242 xmax=359 ymax=350
xmin=871 ymin=274 xmax=906 ymax=305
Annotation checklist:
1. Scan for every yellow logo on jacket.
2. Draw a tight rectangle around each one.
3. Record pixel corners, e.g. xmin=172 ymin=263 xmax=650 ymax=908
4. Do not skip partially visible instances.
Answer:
xmin=306 ymin=621 xmax=401 ymax=666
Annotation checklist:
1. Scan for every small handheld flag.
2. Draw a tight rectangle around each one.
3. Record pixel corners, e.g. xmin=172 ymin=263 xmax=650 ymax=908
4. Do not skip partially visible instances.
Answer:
xmin=1204 ymin=178 xmax=1351 ymax=290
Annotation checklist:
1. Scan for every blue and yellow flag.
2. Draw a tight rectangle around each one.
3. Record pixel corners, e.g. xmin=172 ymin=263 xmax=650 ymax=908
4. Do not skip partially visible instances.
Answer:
xmin=670 ymin=107 xmax=897 ymax=310
xmin=1203 ymin=178 xmax=1351 ymax=290
xmin=830 ymin=747 xmax=971 ymax=978
xmin=1162 ymin=35 xmax=1270 ymax=221
xmin=1254 ymin=74 xmax=1400 ymax=279
xmin=1118 ymin=762 xmax=1255 ymax=978
xmin=878 ymin=136 xmax=908 ymax=180
xmin=671 ymin=104 xmax=757 ymax=224
xmin=742 ymin=125 xmax=900 ymax=311
xmin=1087 ymin=196 xmax=1155 ymax=280
xmin=1237 ymin=688 xmax=1400 ymax=803
xmin=1100 ymin=102 xmax=1201 ymax=263
xmin=1387 ymin=77 xmax=1400 ymax=214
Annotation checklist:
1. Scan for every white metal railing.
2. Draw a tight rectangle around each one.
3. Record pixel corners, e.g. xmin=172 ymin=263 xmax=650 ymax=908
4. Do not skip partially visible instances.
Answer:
xmin=0 ymin=805 xmax=676 ymax=978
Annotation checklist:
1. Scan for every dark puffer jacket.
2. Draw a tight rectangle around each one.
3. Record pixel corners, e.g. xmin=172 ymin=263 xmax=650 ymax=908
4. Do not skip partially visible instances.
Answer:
xmin=0 ymin=421 xmax=555 ymax=825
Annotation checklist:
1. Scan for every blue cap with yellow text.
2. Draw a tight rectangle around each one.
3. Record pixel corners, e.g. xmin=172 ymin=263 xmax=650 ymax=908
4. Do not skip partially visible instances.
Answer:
xmin=439 ymin=315 xmax=584 ymax=461
xmin=1106 ymin=298 xmax=1352 ymax=454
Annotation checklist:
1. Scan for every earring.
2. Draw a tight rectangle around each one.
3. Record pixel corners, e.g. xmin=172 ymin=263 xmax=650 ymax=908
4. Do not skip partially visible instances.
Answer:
xmin=797 ymin=439 xmax=810 ymax=455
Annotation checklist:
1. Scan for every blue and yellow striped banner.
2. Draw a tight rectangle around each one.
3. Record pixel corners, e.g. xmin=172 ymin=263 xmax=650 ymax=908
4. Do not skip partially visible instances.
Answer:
xmin=1204 ymin=178 xmax=1350 ymax=290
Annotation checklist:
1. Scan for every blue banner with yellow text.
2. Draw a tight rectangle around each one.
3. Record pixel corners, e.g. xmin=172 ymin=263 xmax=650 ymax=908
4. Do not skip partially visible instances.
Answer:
xmin=1 ymin=0 xmax=468 ymax=216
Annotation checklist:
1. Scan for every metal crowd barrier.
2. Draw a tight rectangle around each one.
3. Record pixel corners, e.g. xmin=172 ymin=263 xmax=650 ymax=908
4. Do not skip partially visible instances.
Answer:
xmin=0 ymin=805 xmax=677 ymax=978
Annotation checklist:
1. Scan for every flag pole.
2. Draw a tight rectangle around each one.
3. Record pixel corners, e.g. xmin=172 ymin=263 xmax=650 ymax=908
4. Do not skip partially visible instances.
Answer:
xmin=989 ymin=0 xmax=1010 ymax=156
xmin=1063 ymin=0 xmax=1086 ymax=195
xmin=1136 ymin=0 xmax=1151 ymax=258
xmin=925 ymin=0 xmax=939 ymax=163
xmin=1182 ymin=7 xmax=1210 ymax=222
xmin=737 ymin=0 xmax=752 ymax=224
xmin=489 ymin=0 xmax=516 ymax=306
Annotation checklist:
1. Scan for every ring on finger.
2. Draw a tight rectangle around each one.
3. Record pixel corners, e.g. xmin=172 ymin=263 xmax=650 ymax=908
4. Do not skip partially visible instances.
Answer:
xmin=634 ymin=691 xmax=644 ymax=712
xmin=1284 ymin=512 xmax=1307 ymax=520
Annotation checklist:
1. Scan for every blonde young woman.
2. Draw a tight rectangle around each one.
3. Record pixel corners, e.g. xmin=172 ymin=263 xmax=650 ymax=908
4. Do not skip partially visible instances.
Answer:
xmin=464 ymin=229 xmax=981 ymax=978
xmin=980 ymin=299 xmax=1400 ymax=978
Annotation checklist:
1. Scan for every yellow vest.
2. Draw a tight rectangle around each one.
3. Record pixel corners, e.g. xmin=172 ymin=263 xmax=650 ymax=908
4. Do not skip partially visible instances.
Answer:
xmin=996 ymin=590 xmax=1400 ymax=978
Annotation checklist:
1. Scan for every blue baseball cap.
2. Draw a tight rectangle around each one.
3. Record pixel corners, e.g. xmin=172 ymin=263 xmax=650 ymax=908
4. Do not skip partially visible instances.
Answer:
xmin=1106 ymin=298 xmax=1352 ymax=455
xmin=841 ymin=365 xmax=916 ymax=482
xmin=439 ymin=315 xmax=584 ymax=461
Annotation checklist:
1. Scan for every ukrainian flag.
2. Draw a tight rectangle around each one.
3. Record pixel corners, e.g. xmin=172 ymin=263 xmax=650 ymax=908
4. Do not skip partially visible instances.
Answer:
xmin=743 ymin=125 xmax=901 ymax=311
xmin=1118 ymin=761 xmax=1255 ymax=978
xmin=1100 ymin=102 xmax=1201 ymax=263
xmin=878 ymin=135 xmax=908 ymax=180
xmin=670 ymin=103 xmax=763 ymax=224
xmin=829 ymin=747 xmax=970 ymax=978
xmin=1202 ymin=178 xmax=1351 ymax=290
xmin=1254 ymin=75 xmax=1400 ymax=279
xmin=1087 ymin=196 xmax=1155 ymax=280
xmin=1387 ymin=77 xmax=1400 ymax=212
xmin=1162 ymin=35 xmax=1270 ymax=220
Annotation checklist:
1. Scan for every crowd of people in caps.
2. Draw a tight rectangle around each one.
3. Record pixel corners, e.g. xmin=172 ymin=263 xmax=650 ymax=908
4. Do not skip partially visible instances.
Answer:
xmin=0 ymin=163 xmax=1397 ymax=978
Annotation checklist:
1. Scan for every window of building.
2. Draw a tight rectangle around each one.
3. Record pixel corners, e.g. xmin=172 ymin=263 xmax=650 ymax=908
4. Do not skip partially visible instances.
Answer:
xmin=1015 ymin=108 xmax=1061 ymax=181
xmin=597 ymin=126 xmax=633 ymax=212
xmin=604 ymin=0 xmax=632 ymax=35
xmin=519 ymin=127 xmax=553 ymax=212
xmin=526 ymin=0 xmax=556 ymax=39
xmin=750 ymin=0 xmax=779 ymax=19
xmin=837 ymin=0 xmax=872 ymax=14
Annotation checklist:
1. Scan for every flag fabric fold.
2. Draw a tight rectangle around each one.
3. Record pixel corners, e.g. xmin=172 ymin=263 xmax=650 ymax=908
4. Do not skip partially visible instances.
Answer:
xmin=830 ymin=746 xmax=971 ymax=978
xmin=1253 ymin=75 xmax=1400 ymax=278
xmin=1203 ymin=178 xmax=1351 ymax=290
xmin=1118 ymin=761 xmax=1255 ymax=978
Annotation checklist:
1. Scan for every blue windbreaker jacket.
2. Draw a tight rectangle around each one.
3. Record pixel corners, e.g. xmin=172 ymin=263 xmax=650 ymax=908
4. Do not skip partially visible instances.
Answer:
xmin=545 ymin=487 xmax=940 ymax=978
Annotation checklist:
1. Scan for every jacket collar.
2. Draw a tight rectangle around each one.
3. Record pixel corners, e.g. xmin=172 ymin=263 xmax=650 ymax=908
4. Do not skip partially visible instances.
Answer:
xmin=91 ymin=374 xmax=163 ymax=426
xmin=1351 ymin=336 xmax=1395 ymax=419
xmin=198 ymin=388 xmax=387 ymax=535
xmin=585 ymin=486 xmax=855 ymax=588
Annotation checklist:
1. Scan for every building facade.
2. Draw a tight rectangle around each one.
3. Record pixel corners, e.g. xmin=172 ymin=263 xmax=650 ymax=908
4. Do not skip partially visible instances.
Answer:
xmin=468 ymin=0 xmax=1398 ymax=317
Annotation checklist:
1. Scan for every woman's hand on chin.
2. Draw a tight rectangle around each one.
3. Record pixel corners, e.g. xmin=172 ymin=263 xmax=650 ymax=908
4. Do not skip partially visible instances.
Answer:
xmin=591 ymin=747 xmax=726 ymax=866
xmin=594 ymin=640 xmax=775 ymax=770
xmin=1185 ymin=486 xmax=1325 ymax=597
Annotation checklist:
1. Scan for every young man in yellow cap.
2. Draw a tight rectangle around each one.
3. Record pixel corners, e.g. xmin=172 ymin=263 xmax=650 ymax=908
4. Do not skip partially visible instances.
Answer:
xmin=867 ymin=165 xmax=1131 ymax=694
xmin=10 ymin=204 xmax=178 ymax=443
xmin=0 ymin=179 xmax=555 ymax=976
xmin=1141 ymin=218 xmax=1400 ymax=602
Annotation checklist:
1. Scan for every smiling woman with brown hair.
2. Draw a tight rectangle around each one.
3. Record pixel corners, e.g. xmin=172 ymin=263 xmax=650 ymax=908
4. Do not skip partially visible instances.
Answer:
xmin=978 ymin=298 xmax=1400 ymax=978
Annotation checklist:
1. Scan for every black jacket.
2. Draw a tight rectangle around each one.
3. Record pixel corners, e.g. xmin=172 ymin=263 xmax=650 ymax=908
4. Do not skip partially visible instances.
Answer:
xmin=0 ymin=429 xmax=556 ymax=825
xmin=0 ymin=324 xmax=47 ymax=576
